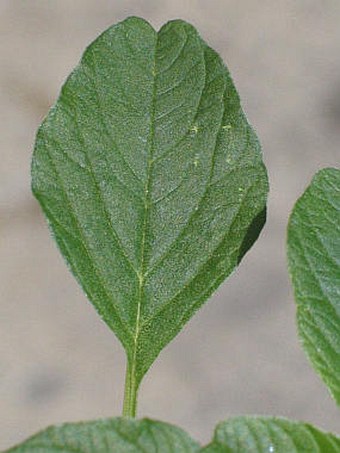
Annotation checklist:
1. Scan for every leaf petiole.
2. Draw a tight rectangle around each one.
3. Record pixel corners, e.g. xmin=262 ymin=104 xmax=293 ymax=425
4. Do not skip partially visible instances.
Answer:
xmin=122 ymin=360 xmax=138 ymax=417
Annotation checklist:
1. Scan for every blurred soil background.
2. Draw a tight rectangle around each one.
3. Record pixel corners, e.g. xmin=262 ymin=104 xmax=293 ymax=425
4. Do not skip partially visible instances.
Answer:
xmin=1 ymin=0 xmax=339 ymax=449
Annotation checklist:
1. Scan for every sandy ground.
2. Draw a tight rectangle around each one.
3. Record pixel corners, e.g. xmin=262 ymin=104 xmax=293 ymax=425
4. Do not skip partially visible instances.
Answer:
xmin=1 ymin=1 xmax=339 ymax=449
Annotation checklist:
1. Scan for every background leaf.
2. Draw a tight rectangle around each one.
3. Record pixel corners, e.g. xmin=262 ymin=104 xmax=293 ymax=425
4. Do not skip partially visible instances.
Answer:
xmin=5 ymin=418 xmax=199 ymax=453
xmin=32 ymin=16 xmax=268 ymax=390
xmin=202 ymin=416 xmax=340 ymax=452
xmin=287 ymin=168 xmax=340 ymax=405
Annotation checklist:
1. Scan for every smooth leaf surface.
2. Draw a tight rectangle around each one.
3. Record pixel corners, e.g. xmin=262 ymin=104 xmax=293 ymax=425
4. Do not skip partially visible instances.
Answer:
xmin=287 ymin=168 xmax=340 ymax=405
xmin=32 ymin=16 xmax=268 ymax=389
xmin=202 ymin=416 xmax=340 ymax=453
xmin=5 ymin=418 xmax=199 ymax=453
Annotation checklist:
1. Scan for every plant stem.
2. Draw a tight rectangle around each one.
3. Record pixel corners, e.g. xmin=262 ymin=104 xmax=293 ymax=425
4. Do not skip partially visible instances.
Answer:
xmin=122 ymin=360 xmax=138 ymax=417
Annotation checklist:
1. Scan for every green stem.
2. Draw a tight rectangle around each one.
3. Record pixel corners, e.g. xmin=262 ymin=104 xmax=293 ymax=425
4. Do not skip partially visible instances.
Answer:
xmin=122 ymin=360 xmax=138 ymax=417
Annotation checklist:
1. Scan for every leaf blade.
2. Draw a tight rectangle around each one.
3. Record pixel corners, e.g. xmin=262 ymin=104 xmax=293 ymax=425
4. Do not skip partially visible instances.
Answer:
xmin=8 ymin=416 xmax=339 ymax=453
xmin=202 ymin=416 xmax=340 ymax=452
xmin=32 ymin=17 xmax=268 ymax=388
xmin=5 ymin=418 xmax=200 ymax=453
xmin=287 ymin=168 xmax=340 ymax=405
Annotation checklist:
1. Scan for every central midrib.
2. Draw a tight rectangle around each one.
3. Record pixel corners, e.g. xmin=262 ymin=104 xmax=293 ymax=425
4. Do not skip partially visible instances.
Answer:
xmin=132 ymin=33 xmax=159 ymax=372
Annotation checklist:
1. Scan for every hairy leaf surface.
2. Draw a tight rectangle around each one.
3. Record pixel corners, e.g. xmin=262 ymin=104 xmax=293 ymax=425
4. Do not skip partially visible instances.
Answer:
xmin=32 ymin=16 xmax=268 ymax=387
xmin=5 ymin=418 xmax=199 ymax=453
xmin=6 ymin=416 xmax=340 ymax=452
xmin=202 ymin=416 xmax=340 ymax=452
xmin=287 ymin=168 xmax=340 ymax=405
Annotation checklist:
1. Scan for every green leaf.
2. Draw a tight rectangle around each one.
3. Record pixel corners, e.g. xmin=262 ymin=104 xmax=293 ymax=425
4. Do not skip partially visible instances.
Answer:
xmin=32 ymin=16 xmax=268 ymax=405
xmin=287 ymin=168 xmax=340 ymax=405
xmin=202 ymin=416 xmax=340 ymax=452
xmin=5 ymin=417 xmax=199 ymax=453
xmin=7 ymin=417 xmax=340 ymax=453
